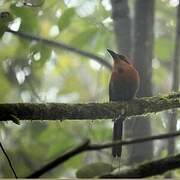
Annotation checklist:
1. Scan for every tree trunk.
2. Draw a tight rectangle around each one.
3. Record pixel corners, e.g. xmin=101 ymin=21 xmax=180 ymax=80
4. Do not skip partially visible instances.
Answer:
xmin=125 ymin=0 xmax=155 ymax=164
xmin=110 ymin=0 xmax=132 ymax=163
xmin=110 ymin=0 xmax=154 ymax=164
xmin=167 ymin=0 xmax=180 ymax=160
xmin=110 ymin=0 xmax=132 ymax=57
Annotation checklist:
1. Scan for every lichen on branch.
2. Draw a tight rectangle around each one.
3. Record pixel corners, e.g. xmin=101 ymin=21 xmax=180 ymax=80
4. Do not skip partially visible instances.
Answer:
xmin=0 ymin=92 xmax=179 ymax=122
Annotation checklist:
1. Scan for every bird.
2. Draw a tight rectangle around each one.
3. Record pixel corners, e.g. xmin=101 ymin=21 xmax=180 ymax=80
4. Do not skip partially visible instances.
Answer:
xmin=107 ymin=49 xmax=140 ymax=158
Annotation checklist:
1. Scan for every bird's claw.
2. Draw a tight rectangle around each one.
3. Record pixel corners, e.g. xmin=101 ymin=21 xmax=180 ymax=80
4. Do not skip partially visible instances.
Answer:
xmin=112 ymin=114 xmax=122 ymax=122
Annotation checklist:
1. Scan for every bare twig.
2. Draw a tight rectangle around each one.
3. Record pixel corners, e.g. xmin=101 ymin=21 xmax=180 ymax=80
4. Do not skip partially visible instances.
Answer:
xmin=6 ymin=29 xmax=112 ymax=70
xmin=26 ymin=131 xmax=180 ymax=178
xmin=0 ymin=92 xmax=179 ymax=121
xmin=88 ymin=131 xmax=180 ymax=151
xmin=0 ymin=142 xmax=17 ymax=178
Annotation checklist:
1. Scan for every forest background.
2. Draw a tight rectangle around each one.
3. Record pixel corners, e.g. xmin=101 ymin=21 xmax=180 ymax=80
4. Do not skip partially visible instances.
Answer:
xmin=0 ymin=0 xmax=180 ymax=178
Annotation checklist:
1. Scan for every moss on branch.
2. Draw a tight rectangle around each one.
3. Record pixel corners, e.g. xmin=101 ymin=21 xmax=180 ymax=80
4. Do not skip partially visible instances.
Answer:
xmin=101 ymin=153 xmax=180 ymax=178
xmin=0 ymin=92 xmax=179 ymax=121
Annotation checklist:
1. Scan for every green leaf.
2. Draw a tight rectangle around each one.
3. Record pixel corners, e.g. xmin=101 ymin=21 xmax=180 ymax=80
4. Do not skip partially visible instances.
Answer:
xmin=76 ymin=162 xmax=113 ymax=178
xmin=155 ymin=37 xmax=174 ymax=60
xmin=30 ymin=43 xmax=52 ymax=66
xmin=70 ymin=28 xmax=98 ymax=49
xmin=58 ymin=8 xmax=75 ymax=31
xmin=10 ymin=4 xmax=38 ymax=32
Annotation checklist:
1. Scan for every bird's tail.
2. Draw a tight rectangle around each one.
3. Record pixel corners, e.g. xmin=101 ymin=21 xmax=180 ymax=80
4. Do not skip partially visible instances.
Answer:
xmin=112 ymin=118 xmax=123 ymax=157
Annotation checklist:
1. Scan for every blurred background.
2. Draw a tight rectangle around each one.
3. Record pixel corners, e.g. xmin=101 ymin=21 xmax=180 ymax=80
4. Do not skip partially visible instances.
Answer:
xmin=0 ymin=0 xmax=179 ymax=178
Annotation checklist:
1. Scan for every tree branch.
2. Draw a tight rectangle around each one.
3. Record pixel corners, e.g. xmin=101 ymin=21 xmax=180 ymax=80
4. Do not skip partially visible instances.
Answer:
xmin=101 ymin=153 xmax=180 ymax=178
xmin=27 ymin=139 xmax=90 ymax=178
xmin=6 ymin=29 xmax=112 ymax=70
xmin=88 ymin=131 xmax=180 ymax=151
xmin=26 ymin=131 xmax=180 ymax=178
xmin=0 ymin=92 xmax=179 ymax=121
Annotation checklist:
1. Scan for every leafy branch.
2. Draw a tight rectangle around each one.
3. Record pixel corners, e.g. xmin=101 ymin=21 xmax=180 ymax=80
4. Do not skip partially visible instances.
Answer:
xmin=0 ymin=92 xmax=179 ymax=122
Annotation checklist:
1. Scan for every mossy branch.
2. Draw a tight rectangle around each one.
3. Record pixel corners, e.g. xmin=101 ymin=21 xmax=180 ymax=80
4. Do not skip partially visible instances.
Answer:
xmin=101 ymin=153 xmax=180 ymax=178
xmin=0 ymin=92 xmax=179 ymax=121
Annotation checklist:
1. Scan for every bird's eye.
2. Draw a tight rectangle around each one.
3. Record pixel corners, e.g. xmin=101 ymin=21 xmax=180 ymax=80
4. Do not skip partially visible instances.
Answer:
xmin=118 ymin=68 xmax=123 ymax=74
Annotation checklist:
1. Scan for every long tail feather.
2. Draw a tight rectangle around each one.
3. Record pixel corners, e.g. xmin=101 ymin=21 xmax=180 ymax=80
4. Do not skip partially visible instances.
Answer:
xmin=112 ymin=118 xmax=123 ymax=157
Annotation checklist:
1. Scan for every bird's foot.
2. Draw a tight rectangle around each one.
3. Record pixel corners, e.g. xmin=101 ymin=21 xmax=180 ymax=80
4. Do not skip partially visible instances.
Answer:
xmin=112 ymin=114 xmax=122 ymax=122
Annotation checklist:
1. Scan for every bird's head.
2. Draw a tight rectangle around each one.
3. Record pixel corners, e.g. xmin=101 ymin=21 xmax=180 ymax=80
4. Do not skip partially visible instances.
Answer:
xmin=107 ymin=49 xmax=132 ymax=77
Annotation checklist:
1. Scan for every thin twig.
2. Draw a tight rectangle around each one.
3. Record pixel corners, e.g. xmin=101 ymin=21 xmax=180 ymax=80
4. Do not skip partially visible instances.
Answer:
xmin=88 ymin=131 xmax=180 ymax=150
xmin=0 ymin=142 xmax=17 ymax=178
xmin=26 ymin=131 xmax=180 ymax=178
xmin=6 ymin=29 xmax=112 ymax=70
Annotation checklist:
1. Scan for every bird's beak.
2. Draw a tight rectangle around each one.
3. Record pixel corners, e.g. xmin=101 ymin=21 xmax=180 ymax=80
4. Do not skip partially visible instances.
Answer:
xmin=107 ymin=49 xmax=120 ymax=61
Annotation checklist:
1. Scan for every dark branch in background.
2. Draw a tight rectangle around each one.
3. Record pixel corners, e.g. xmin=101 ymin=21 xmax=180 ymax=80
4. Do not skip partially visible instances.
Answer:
xmin=0 ymin=142 xmax=17 ymax=178
xmin=88 ymin=131 xmax=180 ymax=151
xmin=27 ymin=139 xmax=90 ymax=178
xmin=0 ymin=92 xmax=179 ymax=121
xmin=6 ymin=29 xmax=112 ymax=70
xmin=101 ymin=153 xmax=180 ymax=178
xmin=26 ymin=131 xmax=180 ymax=178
